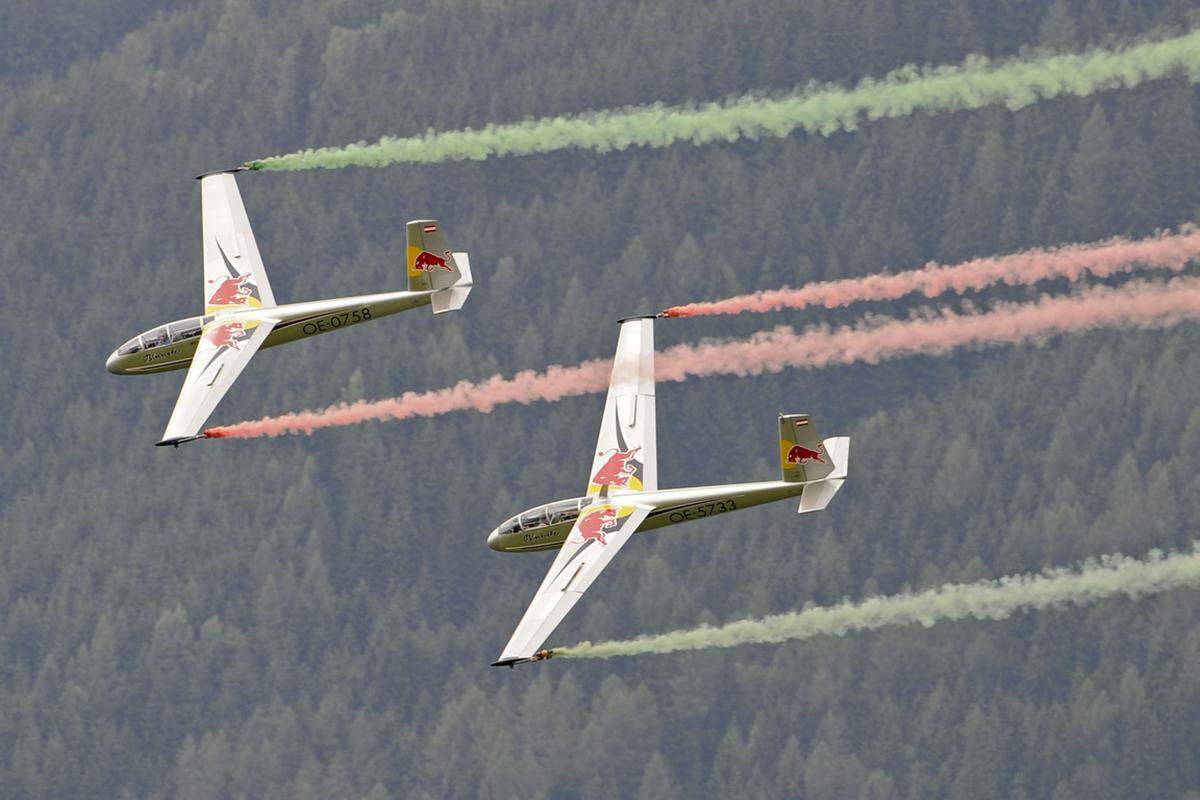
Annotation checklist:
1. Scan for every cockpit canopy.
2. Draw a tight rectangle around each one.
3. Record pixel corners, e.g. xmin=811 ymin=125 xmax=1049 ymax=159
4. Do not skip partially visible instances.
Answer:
xmin=495 ymin=497 xmax=593 ymax=537
xmin=117 ymin=315 xmax=212 ymax=355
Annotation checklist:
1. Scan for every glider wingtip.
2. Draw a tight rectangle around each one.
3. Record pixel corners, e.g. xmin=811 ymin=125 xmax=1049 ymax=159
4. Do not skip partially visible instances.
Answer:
xmin=490 ymin=649 xmax=554 ymax=668
xmin=154 ymin=434 xmax=205 ymax=447
xmin=490 ymin=657 xmax=523 ymax=668
xmin=194 ymin=165 xmax=250 ymax=180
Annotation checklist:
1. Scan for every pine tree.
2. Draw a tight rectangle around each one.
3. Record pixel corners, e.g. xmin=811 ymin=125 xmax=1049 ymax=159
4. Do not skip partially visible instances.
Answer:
xmin=1064 ymin=105 xmax=1120 ymax=241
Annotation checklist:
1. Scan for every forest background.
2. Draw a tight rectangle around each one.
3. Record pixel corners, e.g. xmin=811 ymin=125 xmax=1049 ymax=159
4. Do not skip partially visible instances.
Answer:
xmin=2 ymin=0 xmax=1200 ymax=797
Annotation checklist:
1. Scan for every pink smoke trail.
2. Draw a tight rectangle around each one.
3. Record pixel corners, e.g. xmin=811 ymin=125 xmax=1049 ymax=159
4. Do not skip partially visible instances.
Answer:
xmin=206 ymin=277 xmax=1200 ymax=440
xmin=663 ymin=228 xmax=1200 ymax=317
xmin=205 ymin=358 xmax=613 ymax=439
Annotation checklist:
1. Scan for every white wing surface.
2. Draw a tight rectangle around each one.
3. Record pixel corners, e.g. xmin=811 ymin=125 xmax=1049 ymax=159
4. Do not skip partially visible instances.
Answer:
xmin=495 ymin=503 xmax=653 ymax=664
xmin=159 ymin=316 xmax=276 ymax=444
xmin=201 ymin=173 xmax=276 ymax=314
xmin=586 ymin=317 xmax=657 ymax=497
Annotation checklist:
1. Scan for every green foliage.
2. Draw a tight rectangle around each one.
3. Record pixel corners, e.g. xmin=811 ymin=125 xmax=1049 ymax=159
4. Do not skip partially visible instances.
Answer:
xmin=1 ymin=1 xmax=1199 ymax=798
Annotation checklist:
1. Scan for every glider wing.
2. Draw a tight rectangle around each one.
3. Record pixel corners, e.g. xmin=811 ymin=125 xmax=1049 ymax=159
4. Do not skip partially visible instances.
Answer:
xmin=586 ymin=317 xmax=658 ymax=497
xmin=201 ymin=173 xmax=276 ymax=314
xmin=493 ymin=503 xmax=652 ymax=664
xmin=158 ymin=315 xmax=275 ymax=445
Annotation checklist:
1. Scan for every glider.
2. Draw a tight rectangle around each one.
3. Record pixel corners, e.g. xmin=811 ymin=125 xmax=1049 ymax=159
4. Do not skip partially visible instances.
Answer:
xmin=106 ymin=169 xmax=472 ymax=445
xmin=489 ymin=315 xmax=849 ymax=666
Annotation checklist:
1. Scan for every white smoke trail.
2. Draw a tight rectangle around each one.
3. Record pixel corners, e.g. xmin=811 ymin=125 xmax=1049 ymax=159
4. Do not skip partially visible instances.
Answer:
xmin=554 ymin=545 xmax=1200 ymax=659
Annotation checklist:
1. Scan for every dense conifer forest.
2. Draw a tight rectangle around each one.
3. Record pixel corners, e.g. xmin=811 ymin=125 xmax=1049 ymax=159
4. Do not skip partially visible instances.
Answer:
xmin=2 ymin=1 xmax=1200 ymax=797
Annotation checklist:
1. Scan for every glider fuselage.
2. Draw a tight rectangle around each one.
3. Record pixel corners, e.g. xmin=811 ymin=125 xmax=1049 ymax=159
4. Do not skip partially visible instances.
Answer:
xmin=488 ymin=479 xmax=806 ymax=553
xmin=106 ymin=290 xmax=433 ymax=375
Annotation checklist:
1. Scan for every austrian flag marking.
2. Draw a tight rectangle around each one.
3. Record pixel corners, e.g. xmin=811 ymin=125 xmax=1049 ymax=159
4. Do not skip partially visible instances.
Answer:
xmin=422 ymin=224 xmax=438 ymax=233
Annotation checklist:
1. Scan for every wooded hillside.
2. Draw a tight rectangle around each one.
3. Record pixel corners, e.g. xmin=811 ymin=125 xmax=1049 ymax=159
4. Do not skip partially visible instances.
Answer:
xmin=2 ymin=1 xmax=1199 ymax=797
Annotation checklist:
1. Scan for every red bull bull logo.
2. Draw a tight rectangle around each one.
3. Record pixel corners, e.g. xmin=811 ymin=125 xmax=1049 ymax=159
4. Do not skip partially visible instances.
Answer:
xmin=204 ymin=322 xmax=247 ymax=350
xmin=591 ymin=446 xmax=642 ymax=489
xmin=207 ymin=274 xmax=255 ymax=307
xmin=786 ymin=444 xmax=825 ymax=465
xmin=412 ymin=250 xmax=453 ymax=272
xmin=577 ymin=507 xmax=620 ymax=546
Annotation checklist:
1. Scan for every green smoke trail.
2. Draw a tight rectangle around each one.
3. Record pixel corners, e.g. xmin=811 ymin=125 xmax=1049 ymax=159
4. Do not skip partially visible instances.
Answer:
xmin=248 ymin=32 xmax=1200 ymax=171
xmin=554 ymin=544 xmax=1200 ymax=660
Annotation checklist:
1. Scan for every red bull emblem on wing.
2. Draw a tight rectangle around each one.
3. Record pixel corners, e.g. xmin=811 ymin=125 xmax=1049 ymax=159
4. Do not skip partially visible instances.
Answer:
xmin=207 ymin=274 xmax=255 ymax=306
xmin=786 ymin=444 xmax=825 ymax=465
xmin=576 ymin=507 xmax=620 ymax=546
xmin=591 ymin=446 xmax=642 ymax=489
xmin=413 ymin=250 xmax=453 ymax=272
xmin=204 ymin=322 xmax=247 ymax=350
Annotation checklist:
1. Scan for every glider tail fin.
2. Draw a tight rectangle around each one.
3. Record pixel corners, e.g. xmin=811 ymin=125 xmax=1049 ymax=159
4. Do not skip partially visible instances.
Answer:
xmin=777 ymin=414 xmax=849 ymax=513
xmin=406 ymin=219 xmax=473 ymax=313
xmin=779 ymin=414 xmax=836 ymax=483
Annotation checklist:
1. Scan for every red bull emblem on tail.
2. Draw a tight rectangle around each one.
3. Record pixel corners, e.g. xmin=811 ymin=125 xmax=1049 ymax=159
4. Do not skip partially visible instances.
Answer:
xmin=207 ymin=274 xmax=255 ymax=307
xmin=591 ymin=446 xmax=642 ymax=489
xmin=413 ymin=250 xmax=453 ymax=272
xmin=786 ymin=444 xmax=824 ymax=465
xmin=577 ymin=507 xmax=620 ymax=546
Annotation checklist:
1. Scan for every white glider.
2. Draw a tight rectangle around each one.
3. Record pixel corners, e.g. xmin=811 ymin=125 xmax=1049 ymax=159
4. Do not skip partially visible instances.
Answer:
xmin=489 ymin=315 xmax=849 ymax=666
xmin=106 ymin=170 xmax=472 ymax=445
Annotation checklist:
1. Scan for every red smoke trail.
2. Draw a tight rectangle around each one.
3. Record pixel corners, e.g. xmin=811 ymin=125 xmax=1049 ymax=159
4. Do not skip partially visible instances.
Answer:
xmin=204 ymin=360 xmax=614 ymax=439
xmin=663 ymin=228 xmax=1200 ymax=317
xmin=206 ymin=277 xmax=1200 ymax=440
